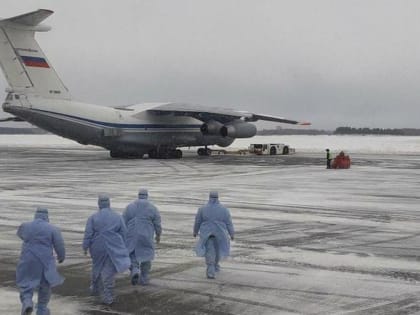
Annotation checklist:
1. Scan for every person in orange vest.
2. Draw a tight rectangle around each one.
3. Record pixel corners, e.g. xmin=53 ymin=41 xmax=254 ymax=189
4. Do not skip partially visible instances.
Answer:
xmin=326 ymin=149 xmax=332 ymax=169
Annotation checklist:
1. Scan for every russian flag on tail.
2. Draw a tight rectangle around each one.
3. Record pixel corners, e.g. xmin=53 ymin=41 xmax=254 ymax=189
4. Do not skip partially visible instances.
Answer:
xmin=20 ymin=56 xmax=50 ymax=68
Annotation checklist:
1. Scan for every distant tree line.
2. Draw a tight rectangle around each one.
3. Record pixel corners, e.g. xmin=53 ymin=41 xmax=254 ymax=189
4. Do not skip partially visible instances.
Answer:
xmin=334 ymin=127 xmax=420 ymax=136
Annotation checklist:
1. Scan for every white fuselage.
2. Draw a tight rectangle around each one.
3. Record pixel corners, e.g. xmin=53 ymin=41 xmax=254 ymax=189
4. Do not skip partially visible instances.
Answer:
xmin=2 ymin=93 xmax=234 ymax=155
xmin=0 ymin=9 xmax=305 ymax=158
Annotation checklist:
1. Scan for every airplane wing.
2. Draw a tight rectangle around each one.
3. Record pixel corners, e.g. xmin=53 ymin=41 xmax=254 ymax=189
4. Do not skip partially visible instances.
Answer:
xmin=145 ymin=103 xmax=310 ymax=125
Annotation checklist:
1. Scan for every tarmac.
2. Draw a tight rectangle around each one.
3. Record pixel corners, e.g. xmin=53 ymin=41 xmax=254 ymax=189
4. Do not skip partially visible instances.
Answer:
xmin=1 ymin=143 xmax=420 ymax=314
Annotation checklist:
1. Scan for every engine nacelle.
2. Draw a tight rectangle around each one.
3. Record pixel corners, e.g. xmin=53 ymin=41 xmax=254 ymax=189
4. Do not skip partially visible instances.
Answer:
xmin=200 ymin=120 xmax=224 ymax=135
xmin=215 ymin=137 xmax=234 ymax=147
xmin=220 ymin=121 xmax=257 ymax=138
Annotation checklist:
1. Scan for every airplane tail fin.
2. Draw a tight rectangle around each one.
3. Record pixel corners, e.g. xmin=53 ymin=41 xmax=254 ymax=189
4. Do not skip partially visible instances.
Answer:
xmin=0 ymin=9 xmax=70 ymax=99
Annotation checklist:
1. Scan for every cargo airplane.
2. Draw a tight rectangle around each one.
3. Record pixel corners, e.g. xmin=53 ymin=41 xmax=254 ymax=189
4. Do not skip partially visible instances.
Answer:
xmin=0 ymin=9 xmax=309 ymax=158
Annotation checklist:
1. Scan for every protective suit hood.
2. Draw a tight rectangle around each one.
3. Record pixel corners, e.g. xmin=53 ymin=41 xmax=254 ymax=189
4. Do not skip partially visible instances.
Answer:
xmin=138 ymin=189 xmax=148 ymax=200
xmin=98 ymin=194 xmax=110 ymax=209
xmin=209 ymin=191 xmax=219 ymax=204
xmin=34 ymin=207 xmax=49 ymax=222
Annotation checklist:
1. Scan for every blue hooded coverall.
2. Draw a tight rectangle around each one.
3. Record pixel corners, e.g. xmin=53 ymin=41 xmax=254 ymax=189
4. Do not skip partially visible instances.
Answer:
xmin=16 ymin=207 xmax=65 ymax=315
xmin=123 ymin=189 xmax=162 ymax=285
xmin=194 ymin=191 xmax=234 ymax=279
xmin=82 ymin=195 xmax=130 ymax=305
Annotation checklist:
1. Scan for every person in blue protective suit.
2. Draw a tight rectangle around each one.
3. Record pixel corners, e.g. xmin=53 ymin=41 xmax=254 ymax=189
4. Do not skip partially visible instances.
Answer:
xmin=16 ymin=207 xmax=65 ymax=315
xmin=123 ymin=189 xmax=162 ymax=286
xmin=82 ymin=194 xmax=130 ymax=306
xmin=193 ymin=191 xmax=235 ymax=279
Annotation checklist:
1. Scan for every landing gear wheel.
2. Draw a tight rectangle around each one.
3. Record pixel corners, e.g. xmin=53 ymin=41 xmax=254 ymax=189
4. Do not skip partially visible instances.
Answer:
xmin=148 ymin=149 xmax=158 ymax=159
xmin=148 ymin=148 xmax=182 ymax=159
xmin=158 ymin=150 xmax=169 ymax=159
xmin=110 ymin=150 xmax=122 ymax=158
xmin=110 ymin=151 xmax=143 ymax=158
xmin=282 ymin=146 xmax=289 ymax=155
xmin=174 ymin=149 xmax=183 ymax=159
xmin=197 ymin=148 xmax=211 ymax=156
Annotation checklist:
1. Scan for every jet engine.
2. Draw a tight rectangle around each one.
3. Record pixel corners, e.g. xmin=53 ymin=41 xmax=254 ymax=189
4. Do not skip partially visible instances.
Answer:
xmin=220 ymin=120 xmax=257 ymax=138
xmin=201 ymin=120 xmax=257 ymax=139
xmin=200 ymin=120 xmax=224 ymax=135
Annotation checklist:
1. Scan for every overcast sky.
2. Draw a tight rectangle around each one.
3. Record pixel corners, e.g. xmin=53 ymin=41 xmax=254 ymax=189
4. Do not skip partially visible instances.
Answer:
xmin=1 ymin=0 xmax=419 ymax=129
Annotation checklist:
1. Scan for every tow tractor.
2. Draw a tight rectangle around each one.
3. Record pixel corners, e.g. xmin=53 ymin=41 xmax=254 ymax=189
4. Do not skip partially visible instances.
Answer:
xmin=249 ymin=143 xmax=294 ymax=155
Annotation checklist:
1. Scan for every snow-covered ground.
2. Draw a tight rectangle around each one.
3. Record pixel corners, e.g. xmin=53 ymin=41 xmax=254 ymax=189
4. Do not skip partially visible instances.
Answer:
xmin=0 ymin=288 xmax=87 ymax=315
xmin=1 ymin=134 xmax=420 ymax=314
xmin=1 ymin=134 xmax=420 ymax=154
